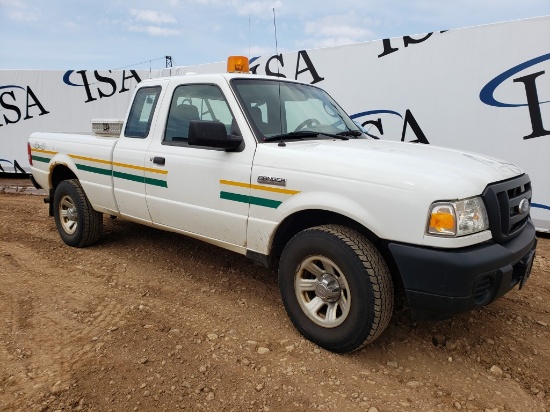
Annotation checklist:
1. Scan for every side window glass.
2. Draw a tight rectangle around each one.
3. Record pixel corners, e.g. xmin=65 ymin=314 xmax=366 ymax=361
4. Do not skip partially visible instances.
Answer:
xmin=164 ymin=84 xmax=235 ymax=143
xmin=124 ymin=87 xmax=161 ymax=138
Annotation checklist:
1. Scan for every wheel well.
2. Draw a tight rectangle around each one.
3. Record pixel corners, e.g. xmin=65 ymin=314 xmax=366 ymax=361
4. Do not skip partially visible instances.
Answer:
xmin=270 ymin=210 xmax=377 ymax=258
xmin=269 ymin=210 xmax=405 ymax=294
xmin=50 ymin=165 xmax=77 ymax=190
xmin=45 ymin=165 xmax=78 ymax=217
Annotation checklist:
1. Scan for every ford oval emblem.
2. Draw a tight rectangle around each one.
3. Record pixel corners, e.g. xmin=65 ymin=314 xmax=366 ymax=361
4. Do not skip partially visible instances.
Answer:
xmin=518 ymin=198 xmax=530 ymax=215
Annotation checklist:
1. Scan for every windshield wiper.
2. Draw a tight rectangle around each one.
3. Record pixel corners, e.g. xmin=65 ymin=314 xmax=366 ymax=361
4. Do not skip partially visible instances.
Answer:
xmin=263 ymin=131 xmax=317 ymax=141
xmin=337 ymin=130 xmax=362 ymax=137
xmin=264 ymin=131 xmax=349 ymax=142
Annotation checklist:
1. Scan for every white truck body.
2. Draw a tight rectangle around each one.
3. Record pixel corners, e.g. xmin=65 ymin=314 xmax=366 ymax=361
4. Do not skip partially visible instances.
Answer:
xmin=28 ymin=72 xmax=537 ymax=353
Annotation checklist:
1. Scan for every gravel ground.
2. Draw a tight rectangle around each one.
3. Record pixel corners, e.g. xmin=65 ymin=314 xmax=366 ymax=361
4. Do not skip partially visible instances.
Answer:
xmin=0 ymin=184 xmax=548 ymax=412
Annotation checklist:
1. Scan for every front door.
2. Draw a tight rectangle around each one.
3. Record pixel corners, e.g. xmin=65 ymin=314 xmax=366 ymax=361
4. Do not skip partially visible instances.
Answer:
xmin=145 ymin=81 xmax=255 ymax=250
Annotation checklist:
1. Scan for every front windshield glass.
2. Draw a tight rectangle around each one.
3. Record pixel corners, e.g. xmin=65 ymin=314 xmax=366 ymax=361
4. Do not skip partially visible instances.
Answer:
xmin=231 ymin=78 xmax=364 ymax=142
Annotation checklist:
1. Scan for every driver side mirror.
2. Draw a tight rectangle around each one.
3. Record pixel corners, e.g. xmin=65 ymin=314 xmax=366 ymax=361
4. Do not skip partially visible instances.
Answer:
xmin=188 ymin=120 xmax=243 ymax=151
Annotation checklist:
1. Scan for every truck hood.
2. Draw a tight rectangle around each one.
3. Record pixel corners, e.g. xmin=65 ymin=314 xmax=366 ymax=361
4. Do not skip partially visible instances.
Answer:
xmin=254 ymin=138 xmax=523 ymax=199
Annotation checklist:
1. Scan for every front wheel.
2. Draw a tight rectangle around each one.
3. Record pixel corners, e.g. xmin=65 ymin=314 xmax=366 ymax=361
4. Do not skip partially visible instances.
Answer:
xmin=53 ymin=179 xmax=103 ymax=247
xmin=279 ymin=225 xmax=394 ymax=353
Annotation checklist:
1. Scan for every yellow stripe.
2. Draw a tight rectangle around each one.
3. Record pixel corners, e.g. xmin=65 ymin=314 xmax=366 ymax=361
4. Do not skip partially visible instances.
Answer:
xmin=70 ymin=154 xmax=111 ymax=165
xmin=221 ymin=180 xmax=249 ymax=189
xmin=250 ymin=183 xmax=300 ymax=195
xmin=220 ymin=179 xmax=300 ymax=195
xmin=68 ymin=154 xmax=168 ymax=175
xmin=113 ymin=161 xmax=168 ymax=175
xmin=32 ymin=149 xmax=57 ymax=155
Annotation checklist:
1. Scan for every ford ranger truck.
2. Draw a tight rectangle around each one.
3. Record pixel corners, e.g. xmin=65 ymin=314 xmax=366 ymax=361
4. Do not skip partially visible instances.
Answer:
xmin=28 ymin=58 xmax=537 ymax=353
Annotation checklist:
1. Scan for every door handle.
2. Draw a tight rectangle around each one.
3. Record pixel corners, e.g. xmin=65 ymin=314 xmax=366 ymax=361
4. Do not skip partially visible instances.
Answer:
xmin=152 ymin=156 xmax=165 ymax=165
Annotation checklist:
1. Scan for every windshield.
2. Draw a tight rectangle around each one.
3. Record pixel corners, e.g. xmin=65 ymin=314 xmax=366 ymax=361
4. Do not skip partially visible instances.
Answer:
xmin=231 ymin=78 xmax=364 ymax=142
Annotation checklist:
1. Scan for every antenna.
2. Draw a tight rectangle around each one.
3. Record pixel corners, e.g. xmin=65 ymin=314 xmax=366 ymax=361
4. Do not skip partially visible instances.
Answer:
xmin=273 ymin=8 xmax=279 ymax=59
xmin=273 ymin=8 xmax=285 ymax=147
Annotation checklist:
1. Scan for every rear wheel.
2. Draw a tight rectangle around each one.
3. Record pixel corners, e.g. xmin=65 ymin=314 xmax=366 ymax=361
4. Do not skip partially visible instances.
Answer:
xmin=279 ymin=224 xmax=394 ymax=353
xmin=53 ymin=179 xmax=103 ymax=247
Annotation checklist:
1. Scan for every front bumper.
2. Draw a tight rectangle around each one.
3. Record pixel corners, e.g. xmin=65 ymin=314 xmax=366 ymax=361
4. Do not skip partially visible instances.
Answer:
xmin=388 ymin=220 xmax=537 ymax=320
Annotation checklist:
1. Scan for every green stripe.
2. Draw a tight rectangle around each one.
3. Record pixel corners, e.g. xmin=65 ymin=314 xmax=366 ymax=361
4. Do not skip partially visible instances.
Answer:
xmin=144 ymin=176 xmax=168 ymax=188
xmin=113 ymin=170 xmax=143 ymax=183
xmin=249 ymin=195 xmax=282 ymax=208
xmin=74 ymin=165 xmax=167 ymax=188
xmin=113 ymin=170 xmax=167 ymax=188
xmin=32 ymin=155 xmax=50 ymax=163
xmin=220 ymin=191 xmax=282 ymax=209
xmin=76 ymin=163 xmax=112 ymax=176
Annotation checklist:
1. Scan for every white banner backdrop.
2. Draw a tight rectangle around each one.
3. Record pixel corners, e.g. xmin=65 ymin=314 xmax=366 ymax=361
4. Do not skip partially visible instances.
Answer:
xmin=0 ymin=69 xmax=155 ymax=173
xmin=1 ymin=16 xmax=549 ymax=229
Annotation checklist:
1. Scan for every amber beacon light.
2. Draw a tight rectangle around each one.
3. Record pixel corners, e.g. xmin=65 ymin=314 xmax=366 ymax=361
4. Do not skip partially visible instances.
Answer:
xmin=227 ymin=56 xmax=249 ymax=73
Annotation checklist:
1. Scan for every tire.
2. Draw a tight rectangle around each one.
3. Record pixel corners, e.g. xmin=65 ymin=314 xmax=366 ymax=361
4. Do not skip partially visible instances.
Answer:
xmin=53 ymin=179 xmax=103 ymax=247
xmin=278 ymin=224 xmax=394 ymax=353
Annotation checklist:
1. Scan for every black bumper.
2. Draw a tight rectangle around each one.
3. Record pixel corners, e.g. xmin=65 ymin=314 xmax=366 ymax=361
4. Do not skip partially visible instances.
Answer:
xmin=388 ymin=220 xmax=537 ymax=320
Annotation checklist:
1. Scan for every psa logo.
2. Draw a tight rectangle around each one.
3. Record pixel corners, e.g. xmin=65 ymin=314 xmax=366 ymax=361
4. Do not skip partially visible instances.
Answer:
xmin=0 ymin=85 xmax=50 ymax=127
xmin=350 ymin=109 xmax=430 ymax=144
xmin=480 ymin=53 xmax=550 ymax=140
xmin=63 ymin=70 xmax=142 ymax=104
xmin=249 ymin=50 xmax=325 ymax=85
xmin=0 ymin=158 xmax=26 ymax=174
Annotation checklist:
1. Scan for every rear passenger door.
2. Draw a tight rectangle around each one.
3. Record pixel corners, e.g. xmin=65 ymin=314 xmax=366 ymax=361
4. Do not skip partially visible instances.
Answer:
xmin=145 ymin=81 xmax=255 ymax=249
xmin=113 ymin=85 xmax=163 ymax=223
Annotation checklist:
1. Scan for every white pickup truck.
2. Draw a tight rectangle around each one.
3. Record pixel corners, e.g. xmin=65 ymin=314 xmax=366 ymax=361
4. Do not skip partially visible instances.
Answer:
xmin=28 ymin=61 xmax=537 ymax=353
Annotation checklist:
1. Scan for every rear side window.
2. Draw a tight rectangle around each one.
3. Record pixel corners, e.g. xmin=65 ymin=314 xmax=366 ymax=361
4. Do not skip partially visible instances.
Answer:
xmin=124 ymin=86 xmax=161 ymax=138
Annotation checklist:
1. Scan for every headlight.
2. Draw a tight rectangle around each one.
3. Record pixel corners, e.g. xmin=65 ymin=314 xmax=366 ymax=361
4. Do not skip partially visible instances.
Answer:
xmin=427 ymin=197 xmax=489 ymax=237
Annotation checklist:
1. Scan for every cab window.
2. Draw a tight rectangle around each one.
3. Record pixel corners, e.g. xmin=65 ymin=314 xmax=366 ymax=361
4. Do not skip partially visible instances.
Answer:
xmin=124 ymin=87 xmax=161 ymax=138
xmin=164 ymin=84 xmax=236 ymax=144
